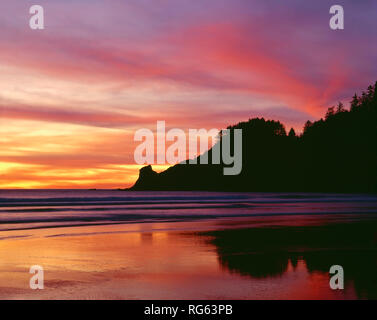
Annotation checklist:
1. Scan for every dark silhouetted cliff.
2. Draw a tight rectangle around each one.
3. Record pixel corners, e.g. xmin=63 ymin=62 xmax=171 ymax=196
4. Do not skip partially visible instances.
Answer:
xmin=130 ymin=82 xmax=377 ymax=193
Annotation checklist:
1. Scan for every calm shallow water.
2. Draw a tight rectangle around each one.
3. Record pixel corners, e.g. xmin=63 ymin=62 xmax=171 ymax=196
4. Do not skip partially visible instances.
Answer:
xmin=0 ymin=190 xmax=377 ymax=299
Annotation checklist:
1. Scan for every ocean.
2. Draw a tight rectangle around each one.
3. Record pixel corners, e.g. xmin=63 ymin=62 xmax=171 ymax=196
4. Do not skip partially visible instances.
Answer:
xmin=1 ymin=190 xmax=377 ymax=232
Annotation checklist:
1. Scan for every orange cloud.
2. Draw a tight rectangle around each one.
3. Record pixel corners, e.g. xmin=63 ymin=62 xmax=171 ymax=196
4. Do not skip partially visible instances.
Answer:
xmin=1 ymin=3 xmax=373 ymax=189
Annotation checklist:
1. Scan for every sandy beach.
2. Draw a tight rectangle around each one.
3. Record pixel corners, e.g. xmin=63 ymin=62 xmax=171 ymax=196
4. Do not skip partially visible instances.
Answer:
xmin=1 ymin=211 xmax=377 ymax=299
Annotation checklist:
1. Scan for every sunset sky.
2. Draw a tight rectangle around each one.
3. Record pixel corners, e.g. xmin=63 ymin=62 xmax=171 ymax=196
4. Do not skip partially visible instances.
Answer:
xmin=1 ymin=0 xmax=376 ymax=188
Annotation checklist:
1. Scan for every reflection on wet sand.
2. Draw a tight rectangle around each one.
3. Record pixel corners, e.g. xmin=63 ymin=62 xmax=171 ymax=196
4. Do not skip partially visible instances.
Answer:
xmin=0 ymin=215 xmax=376 ymax=299
xmin=205 ymin=220 xmax=377 ymax=299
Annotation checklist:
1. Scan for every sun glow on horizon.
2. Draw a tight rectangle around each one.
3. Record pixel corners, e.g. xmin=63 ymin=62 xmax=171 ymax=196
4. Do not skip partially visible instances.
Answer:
xmin=1 ymin=0 xmax=376 ymax=188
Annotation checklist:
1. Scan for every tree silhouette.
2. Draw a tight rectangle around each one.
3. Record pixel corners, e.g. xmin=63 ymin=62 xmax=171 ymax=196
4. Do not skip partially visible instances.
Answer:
xmin=325 ymin=106 xmax=336 ymax=119
xmin=350 ymin=94 xmax=359 ymax=111
xmin=336 ymin=102 xmax=345 ymax=113
xmin=288 ymin=128 xmax=296 ymax=138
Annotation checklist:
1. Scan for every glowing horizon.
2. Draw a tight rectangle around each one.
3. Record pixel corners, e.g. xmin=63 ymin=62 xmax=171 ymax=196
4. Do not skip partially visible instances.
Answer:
xmin=1 ymin=0 xmax=376 ymax=188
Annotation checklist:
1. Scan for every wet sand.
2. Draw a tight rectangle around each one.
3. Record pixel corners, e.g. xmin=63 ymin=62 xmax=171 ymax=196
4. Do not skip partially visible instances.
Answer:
xmin=1 ymin=213 xmax=377 ymax=299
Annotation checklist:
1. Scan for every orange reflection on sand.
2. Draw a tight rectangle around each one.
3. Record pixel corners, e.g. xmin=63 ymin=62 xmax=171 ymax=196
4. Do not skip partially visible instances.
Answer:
xmin=0 ymin=220 xmax=362 ymax=299
xmin=0 ymin=223 xmax=219 ymax=299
